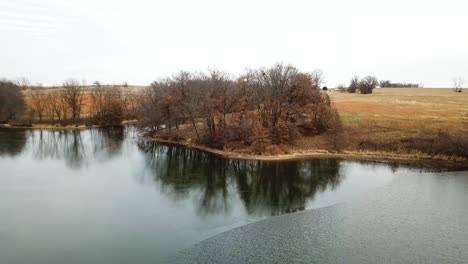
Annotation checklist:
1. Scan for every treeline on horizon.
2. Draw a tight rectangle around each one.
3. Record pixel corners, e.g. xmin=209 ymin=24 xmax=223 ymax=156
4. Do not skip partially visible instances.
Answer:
xmin=336 ymin=76 xmax=422 ymax=94
xmin=379 ymin=80 xmax=421 ymax=88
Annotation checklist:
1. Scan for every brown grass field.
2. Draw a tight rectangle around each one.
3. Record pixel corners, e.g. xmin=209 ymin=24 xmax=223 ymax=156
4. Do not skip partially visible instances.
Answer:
xmin=330 ymin=88 xmax=468 ymax=141
xmin=291 ymin=88 xmax=468 ymax=163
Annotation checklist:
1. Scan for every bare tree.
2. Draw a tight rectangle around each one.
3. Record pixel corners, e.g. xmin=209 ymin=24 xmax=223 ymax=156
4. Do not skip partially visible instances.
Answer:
xmin=90 ymin=81 xmax=105 ymax=120
xmin=201 ymin=70 xmax=233 ymax=134
xmin=359 ymin=76 xmax=378 ymax=94
xmin=311 ymin=70 xmax=324 ymax=88
xmin=172 ymin=71 xmax=203 ymax=141
xmin=453 ymin=77 xmax=465 ymax=92
xmin=62 ymin=79 xmax=85 ymax=122
xmin=138 ymin=78 xmax=184 ymax=134
xmin=46 ymin=92 xmax=63 ymax=121
xmin=123 ymin=88 xmax=138 ymax=119
xmin=348 ymin=76 xmax=359 ymax=93
xmin=246 ymin=63 xmax=333 ymax=144
xmin=28 ymin=87 xmax=47 ymax=121
xmin=89 ymin=81 xmax=126 ymax=125
xmin=251 ymin=63 xmax=300 ymax=129
xmin=16 ymin=77 xmax=30 ymax=90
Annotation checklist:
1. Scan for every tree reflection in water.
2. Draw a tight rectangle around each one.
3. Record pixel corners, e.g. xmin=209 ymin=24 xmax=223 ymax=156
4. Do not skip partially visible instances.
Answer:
xmin=90 ymin=127 xmax=125 ymax=160
xmin=28 ymin=127 xmax=125 ymax=169
xmin=1 ymin=127 xmax=343 ymax=216
xmin=234 ymin=159 xmax=342 ymax=216
xmin=0 ymin=128 xmax=28 ymax=157
xmin=138 ymin=141 xmax=343 ymax=217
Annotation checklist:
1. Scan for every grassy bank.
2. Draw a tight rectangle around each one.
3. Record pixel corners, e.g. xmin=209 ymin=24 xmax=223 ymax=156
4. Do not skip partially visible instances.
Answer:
xmin=144 ymin=136 xmax=468 ymax=170
xmin=0 ymin=120 xmax=136 ymax=130
xmin=0 ymin=123 xmax=89 ymax=130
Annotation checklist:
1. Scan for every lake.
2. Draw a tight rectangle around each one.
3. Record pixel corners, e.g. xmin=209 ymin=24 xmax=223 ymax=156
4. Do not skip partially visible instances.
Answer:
xmin=0 ymin=127 xmax=466 ymax=264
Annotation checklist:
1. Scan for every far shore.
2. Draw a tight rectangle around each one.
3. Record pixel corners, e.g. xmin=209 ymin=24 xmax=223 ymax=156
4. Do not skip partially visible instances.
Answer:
xmin=0 ymin=120 xmax=137 ymax=130
xmin=144 ymin=136 xmax=468 ymax=170
xmin=1 ymin=123 xmax=98 ymax=130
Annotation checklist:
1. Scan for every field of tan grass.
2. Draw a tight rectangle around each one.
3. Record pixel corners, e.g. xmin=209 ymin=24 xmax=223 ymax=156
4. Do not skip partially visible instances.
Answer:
xmin=291 ymin=88 xmax=468 ymax=163
xmin=330 ymin=88 xmax=468 ymax=140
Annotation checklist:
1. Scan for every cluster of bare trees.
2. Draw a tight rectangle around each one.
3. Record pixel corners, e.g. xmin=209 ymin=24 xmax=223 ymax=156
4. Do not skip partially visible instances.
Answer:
xmin=27 ymin=79 xmax=136 ymax=125
xmin=137 ymin=63 xmax=341 ymax=153
xmin=0 ymin=79 xmax=24 ymax=122
xmin=89 ymin=81 xmax=137 ymax=125
xmin=28 ymin=84 xmax=71 ymax=122
xmin=338 ymin=76 xmax=379 ymax=94
xmin=28 ymin=79 xmax=85 ymax=123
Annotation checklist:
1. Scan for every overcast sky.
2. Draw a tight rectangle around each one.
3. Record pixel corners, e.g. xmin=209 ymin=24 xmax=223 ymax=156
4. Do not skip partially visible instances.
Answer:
xmin=1 ymin=0 xmax=467 ymax=87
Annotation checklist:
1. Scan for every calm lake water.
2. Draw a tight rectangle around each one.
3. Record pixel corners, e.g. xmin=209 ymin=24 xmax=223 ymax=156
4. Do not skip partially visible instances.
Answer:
xmin=0 ymin=127 xmax=465 ymax=264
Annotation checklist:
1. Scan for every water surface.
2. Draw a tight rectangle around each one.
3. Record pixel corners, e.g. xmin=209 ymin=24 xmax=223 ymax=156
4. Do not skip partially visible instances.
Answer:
xmin=0 ymin=127 xmax=453 ymax=263
xmin=171 ymin=169 xmax=468 ymax=264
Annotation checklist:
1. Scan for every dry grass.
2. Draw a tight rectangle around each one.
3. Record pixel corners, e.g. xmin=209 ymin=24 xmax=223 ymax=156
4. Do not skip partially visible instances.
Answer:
xmin=329 ymin=88 xmax=468 ymax=141
xmin=293 ymin=88 xmax=468 ymax=163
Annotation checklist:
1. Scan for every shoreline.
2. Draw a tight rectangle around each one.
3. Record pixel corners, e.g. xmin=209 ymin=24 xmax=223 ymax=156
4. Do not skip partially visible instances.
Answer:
xmin=1 ymin=123 xmax=466 ymax=169
xmin=144 ymin=136 xmax=468 ymax=170
xmin=0 ymin=124 xmax=110 ymax=130
xmin=0 ymin=120 xmax=137 ymax=131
